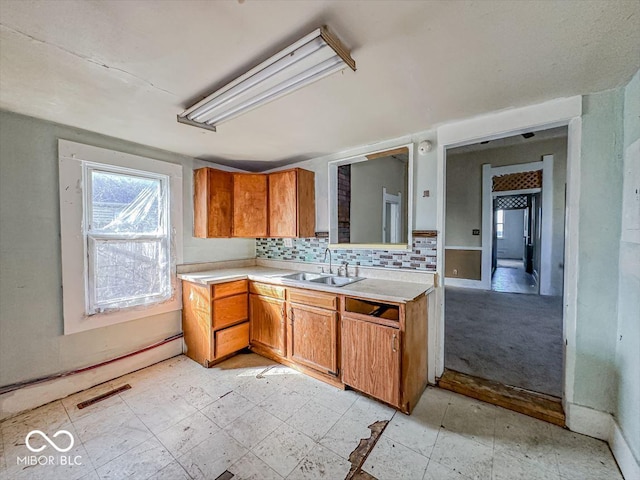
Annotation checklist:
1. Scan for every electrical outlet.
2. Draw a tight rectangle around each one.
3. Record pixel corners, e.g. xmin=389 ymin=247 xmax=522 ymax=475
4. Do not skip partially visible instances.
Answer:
xmin=423 ymin=190 xmax=430 ymax=197
xmin=283 ymin=238 xmax=293 ymax=247
xmin=472 ymin=229 xmax=480 ymax=235
xmin=453 ymin=268 xmax=458 ymax=276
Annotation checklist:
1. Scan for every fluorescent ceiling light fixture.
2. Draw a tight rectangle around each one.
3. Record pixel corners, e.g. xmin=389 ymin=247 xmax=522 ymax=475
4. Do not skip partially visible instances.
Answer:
xmin=177 ymin=26 xmax=356 ymax=132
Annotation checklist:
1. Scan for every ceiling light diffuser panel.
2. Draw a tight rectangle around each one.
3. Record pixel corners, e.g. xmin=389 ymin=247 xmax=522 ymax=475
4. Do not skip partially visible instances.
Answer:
xmin=178 ymin=26 xmax=356 ymax=132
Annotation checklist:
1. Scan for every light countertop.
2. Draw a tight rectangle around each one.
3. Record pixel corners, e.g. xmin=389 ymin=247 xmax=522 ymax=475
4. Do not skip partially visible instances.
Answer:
xmin=178 ymin=266 xmax=434 ymax=303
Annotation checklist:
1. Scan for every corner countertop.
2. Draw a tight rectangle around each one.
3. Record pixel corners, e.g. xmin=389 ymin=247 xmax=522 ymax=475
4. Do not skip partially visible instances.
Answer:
xmin=178 ymin=266 xmax=434 ymax=303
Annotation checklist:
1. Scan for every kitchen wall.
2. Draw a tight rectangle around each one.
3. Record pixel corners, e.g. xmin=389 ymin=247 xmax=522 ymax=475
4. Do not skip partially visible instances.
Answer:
xmin=267 ymin=131 xmax=439 ymax=233
xmin=571 ymin=89 xmax=624 ymax=417
xmin=615 ymin=68 xmax=640 ymax=463
xmin=446 ymin=136 xmax=567 ymax=294
xmin=0 ymin=110 xmax=255 ymax=387
xmin=256 ymin=234 xmax=436 ymax=272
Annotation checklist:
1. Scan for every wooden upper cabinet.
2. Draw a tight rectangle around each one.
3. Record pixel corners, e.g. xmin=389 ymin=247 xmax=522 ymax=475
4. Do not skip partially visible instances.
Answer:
xmin=193 ymin=168 xmax=233 ymax=238
xmin=233 ymin=173 xmax=268 ymax=237
xmin=193 ymin=167 xmax=313 ymax=238
xmin=268 ymin=169 xmax=315 ymax=238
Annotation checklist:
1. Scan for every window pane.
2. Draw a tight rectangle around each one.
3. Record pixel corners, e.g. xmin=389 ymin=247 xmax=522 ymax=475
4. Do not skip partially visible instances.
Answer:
xmin=497 ymin=224 xmax=504 ymax=239
xmin=91 ymin=239 xmax=170 ymax=310
xmin=91 ymin=170 xmax=163 ymax=234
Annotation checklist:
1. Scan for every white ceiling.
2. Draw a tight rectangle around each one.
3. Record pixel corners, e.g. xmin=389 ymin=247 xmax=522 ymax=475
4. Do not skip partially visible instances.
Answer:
xmin=1 ymin=1 xmax=638 ymax=171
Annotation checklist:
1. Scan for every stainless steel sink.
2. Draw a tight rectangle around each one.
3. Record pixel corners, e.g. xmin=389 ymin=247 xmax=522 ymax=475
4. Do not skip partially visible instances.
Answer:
xmin=280 ymin=272 xmax=364 ymax=287
xmin=309 ymin=276 xmax=364 ymax=287
xmin=281 ymin=272 xmax=327 ymax=282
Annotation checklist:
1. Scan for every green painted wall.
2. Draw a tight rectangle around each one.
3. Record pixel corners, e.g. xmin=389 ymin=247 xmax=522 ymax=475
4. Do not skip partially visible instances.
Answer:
xmin=0 ymin=111 xmax=255 ymax=386
xmin=616 ymin=68 xmax=640 ymax=461
xmin=573 ymin=89 xmax=624 ymax=413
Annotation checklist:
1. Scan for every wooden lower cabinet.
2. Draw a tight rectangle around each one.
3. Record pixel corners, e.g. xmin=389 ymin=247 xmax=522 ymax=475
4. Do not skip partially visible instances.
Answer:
xmin=182 ymin=280 xmax=249 ymax=367
xmin=183 ymin=278 xmax=428 ymax=414
xmin=288 ymin=304 xmax=338 ymax=376
xmin=341 ymin=316 xmax=400 ymax=407
xmin=249 ymin=294 xmax=286 ymax=357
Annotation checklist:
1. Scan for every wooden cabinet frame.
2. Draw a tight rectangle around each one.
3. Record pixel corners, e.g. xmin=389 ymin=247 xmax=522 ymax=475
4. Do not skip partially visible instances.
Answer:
xmin=193 ymin=167 xmax=314 ymax=239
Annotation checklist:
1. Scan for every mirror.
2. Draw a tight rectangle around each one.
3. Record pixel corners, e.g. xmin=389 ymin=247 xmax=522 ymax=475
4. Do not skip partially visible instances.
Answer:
xmin=329 ymin=145 xmax=413 ymax=248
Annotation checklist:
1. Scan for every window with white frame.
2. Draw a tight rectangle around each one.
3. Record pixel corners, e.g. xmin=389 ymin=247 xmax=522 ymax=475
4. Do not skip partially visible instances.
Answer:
xmin=84 ymin=165 xmax=171 ymax=314
xmin=59 ymin=140 xmax=182 ymax=335
xmin=496 ymin=209 xmax=505 ymax=239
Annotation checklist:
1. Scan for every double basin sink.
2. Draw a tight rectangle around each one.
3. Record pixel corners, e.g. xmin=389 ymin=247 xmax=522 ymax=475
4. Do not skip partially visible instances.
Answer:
xmin=281 ymin=271 xmax=364 ymax=287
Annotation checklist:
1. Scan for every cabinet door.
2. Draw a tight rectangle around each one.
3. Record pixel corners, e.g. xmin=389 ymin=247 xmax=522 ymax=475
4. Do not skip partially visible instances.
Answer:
xmin=296 ymin=168 xmax=316 ymax=238
xmin=249 ymin=294 xmax=286 ymax=356
xmin=193 ymin=168 xmax=233 ymax=238
xmin=233 ymin=174 xmax=267 ymax=237
xmin=289 ymin=304 xmax=338 ymax=375
xmin=341 ymin=316 xmax=400 ymax=407
xmin=269 ymin=170 xmax=297 ymax=238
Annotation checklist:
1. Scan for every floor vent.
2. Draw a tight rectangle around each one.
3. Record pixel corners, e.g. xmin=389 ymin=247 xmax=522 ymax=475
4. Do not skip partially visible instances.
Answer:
xmin=76 ymin=384 xmax=131 ymax=409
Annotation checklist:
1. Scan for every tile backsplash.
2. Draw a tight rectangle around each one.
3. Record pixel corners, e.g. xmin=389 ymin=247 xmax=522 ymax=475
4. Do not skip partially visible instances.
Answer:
xmin=256 ymin=233 xmax=437 ymax=271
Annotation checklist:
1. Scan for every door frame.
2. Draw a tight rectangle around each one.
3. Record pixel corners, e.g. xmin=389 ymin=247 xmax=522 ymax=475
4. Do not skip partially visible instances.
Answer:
xmin=477 ymin=158 xmax=554 ymax=294
xmin=433 ymin=95 xmax=582 ymax=415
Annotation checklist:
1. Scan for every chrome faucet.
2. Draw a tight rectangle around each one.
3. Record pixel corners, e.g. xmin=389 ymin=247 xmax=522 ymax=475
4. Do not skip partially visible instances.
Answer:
xmin=338 ymin=261 xmax=349 ymax=277
xmin=322 ymin=247 xmax=332 ymax=274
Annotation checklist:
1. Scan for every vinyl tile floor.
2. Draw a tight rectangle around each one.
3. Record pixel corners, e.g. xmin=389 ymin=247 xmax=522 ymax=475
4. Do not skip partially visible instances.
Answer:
xmin=491 ymin=260 xmax=538 ymax=295
xmin=0 ymin=353 xmax=623 ymax=480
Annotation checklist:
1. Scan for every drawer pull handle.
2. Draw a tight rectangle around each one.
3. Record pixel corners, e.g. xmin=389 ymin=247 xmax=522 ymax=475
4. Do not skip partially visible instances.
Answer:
xmin=391 ymin=333 xmax=397 ymax=352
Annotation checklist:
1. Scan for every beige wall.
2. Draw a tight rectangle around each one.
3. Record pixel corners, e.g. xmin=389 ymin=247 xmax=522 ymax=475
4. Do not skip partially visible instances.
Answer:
xmin=350 ymin=156 xmax=407 ymax=243
xmin=445 ymin=250 xmax=482 ymax=280
xmin=445 ymin=135 xmax=567 ymax=293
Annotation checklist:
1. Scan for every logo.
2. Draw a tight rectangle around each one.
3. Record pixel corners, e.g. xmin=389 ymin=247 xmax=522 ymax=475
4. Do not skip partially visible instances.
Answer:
xmin=16 ymin=430 xmax=82 ymax=467
xmin=25 ymin=430 xmax=74 ymax=453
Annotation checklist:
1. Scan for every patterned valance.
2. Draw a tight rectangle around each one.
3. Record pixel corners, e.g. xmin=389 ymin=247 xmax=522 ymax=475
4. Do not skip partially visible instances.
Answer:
xmin=495 ymin=195 xmax=528 ymax=210
xmin=493 ymin=170 xmax=542 ymax=192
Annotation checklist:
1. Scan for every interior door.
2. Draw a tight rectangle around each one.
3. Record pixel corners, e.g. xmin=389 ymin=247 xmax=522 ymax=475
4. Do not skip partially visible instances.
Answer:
xmin=341 ymin=316 xmax=400 ymax=406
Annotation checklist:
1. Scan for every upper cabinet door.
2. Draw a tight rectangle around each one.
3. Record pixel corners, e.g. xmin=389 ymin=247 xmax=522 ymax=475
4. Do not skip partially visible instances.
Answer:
xmin=269 ymin=170 xmax=297 ymax=237
xmin=193 ymin=168 xmax=233 ymax=238
xmin=268 ymin=169 xmax=315 ymax=238
xmin=233 ymin=173 xmax=268 ymax=237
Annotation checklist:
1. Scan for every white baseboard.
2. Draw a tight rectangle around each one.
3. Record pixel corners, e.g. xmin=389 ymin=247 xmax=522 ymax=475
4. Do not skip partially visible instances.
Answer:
xmin=0 ymin=339 xmax=182 ymax=420
xmin=610 ymin=420 xmax=640 ymax=480
xmin=444 ymin=278 xmax=488 ymax=289
xmin=565 ymin=402 xmax=612 ymax=440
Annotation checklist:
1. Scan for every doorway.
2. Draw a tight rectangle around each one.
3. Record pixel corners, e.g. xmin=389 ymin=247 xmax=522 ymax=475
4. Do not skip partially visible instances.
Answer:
xmin=491 ymin=194 xmax=540 ymax=294
xmin=441 ymin=127 xmax=567 ymax=419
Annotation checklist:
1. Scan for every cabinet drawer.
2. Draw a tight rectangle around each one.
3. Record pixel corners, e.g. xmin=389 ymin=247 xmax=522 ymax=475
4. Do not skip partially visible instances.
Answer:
xmin=250 ymin=282 xmax=285 ymax=299
xmin=288 ymin=288 xmax=338 ymax=310
xmin=212 ymin=280 xmax=248 ymax=299
xmin=213 ymin=294 xmax=248 ymax=330
xmin=215 ymin=322 xmax=249 ymax=359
